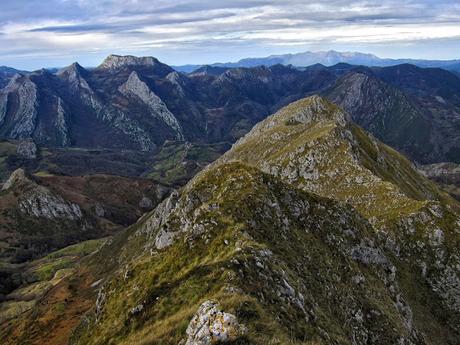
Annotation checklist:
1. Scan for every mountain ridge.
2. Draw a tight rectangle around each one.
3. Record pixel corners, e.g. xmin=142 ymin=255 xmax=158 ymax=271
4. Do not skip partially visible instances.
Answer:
xmin=4 ymin=95 xmax=460 ymax=345
xmin=173 ymin=50 xmax=460 ymax=73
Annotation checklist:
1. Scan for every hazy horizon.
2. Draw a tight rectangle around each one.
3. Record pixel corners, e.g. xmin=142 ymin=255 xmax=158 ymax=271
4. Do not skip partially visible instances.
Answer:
xmin=1 ymin=0 xmax=460 ymax=70
xmin=2 ymin=48 xmax=460 ymax=71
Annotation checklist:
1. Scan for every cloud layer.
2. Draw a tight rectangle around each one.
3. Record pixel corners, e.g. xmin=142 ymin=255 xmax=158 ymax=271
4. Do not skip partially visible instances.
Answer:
xmin=1 ymin=0 xmax=459 ymax=69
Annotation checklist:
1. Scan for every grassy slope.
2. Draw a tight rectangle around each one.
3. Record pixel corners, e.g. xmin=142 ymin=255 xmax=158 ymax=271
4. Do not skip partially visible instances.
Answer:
xmin=147 ymin=141 xmax=230 ymax=186
xmin=220 ymin=96 xmax=456 ymax=223
xmin=70 ymin=163 xmax=422 ymax=345
xmin=217 ymin=96 xmax=460 ymax=343
xmin=0 ymin=238 xmax=106 ymax=327
xmin=3 ymin=96 xmax=460 ymax=345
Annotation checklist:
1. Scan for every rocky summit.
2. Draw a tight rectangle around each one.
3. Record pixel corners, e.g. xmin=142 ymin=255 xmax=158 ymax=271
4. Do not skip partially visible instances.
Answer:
xmin=3 ymin=96 xmax=460 ymax=345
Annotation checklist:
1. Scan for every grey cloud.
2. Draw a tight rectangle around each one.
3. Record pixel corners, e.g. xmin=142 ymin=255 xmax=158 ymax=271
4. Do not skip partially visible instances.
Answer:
xmin=147 ymin=0 xmax=276 ymax=14
xmin=27 ymin=11 xmax=237 ymax=34
xmin=0 ymin=0 xmax=459 ymax=70
xmin=2 ymin=0 xmax=460 ymax=30
xmin=29 ymin=24 xmax=118 ymax=33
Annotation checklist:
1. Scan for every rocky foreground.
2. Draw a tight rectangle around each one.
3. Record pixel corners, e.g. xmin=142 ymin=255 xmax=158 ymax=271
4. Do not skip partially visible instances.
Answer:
xmin=2 ymin=96 xmax=460 ymax=345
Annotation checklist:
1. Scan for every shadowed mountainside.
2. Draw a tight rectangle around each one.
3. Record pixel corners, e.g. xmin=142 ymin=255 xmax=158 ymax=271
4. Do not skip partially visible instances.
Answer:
xmin=1 ymin=56 xmax=460 ymax=165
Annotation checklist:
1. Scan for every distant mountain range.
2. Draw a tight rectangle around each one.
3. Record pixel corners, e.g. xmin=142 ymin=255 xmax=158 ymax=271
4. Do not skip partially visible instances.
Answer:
xmin=1 ymin=55 xmax=460 ymax=167
xmin=173 ymin=50 xmax=460 ymax=73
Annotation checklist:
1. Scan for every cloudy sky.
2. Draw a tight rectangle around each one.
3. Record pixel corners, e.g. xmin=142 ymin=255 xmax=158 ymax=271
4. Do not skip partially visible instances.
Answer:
xmin=1 ymin=0 xmax=460 ymax=70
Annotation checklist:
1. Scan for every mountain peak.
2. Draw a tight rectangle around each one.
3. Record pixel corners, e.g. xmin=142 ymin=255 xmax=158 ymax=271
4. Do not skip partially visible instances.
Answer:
xmin=98 ymin=54 xmax=161 ymax=70
xmin=221 ymin=94 xmax=444 ymax=222
xmin=31 ymin=68 xmax=52 ymax=76
xmin=189 ymin=65 xmax=229 ymax=76
xmin=250 ymin=95 xmax=349 ymax=131
xmin=57 ymin=61 xmax=86 ymax=76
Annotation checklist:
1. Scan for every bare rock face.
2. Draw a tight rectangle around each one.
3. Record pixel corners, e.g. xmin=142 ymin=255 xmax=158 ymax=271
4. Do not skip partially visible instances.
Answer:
xmin=57 ymin=63 xmax=101 ymax=110
xmin=119 ymin=71 xmax=184 ymax=140
xmin=2 ymin=168 xmax=82 ymax=219
xmin=139 ymin=190 xmax=181 ymax=249
xmin=54 ymin=97 xmax=70 ymax=146
xmin=98 ymin=55 xmax=160 ymax=70
xmin=95 ymin=285 xmax=106 ymax=323
xmin=183 ymin=301 xmax=246 ymax=345
xmin=166 ymin=71 xmax=188 ymax=97
xmin=19 ymin=187 xmax=83 ymax=220
xmin=57 ymin=63 xmax=86 ymax=90
xmin=2 ymin=75 xmax=38 ymax=138
xmin=16 ymin=139 xmax=37 ymax=159
xmin=0 ymin=91 xmax=8 ymax=124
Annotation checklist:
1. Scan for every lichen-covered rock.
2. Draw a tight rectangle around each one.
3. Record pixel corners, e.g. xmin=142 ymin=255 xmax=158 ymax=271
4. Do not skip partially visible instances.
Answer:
xmin=184 ymin=301 xmax=246 ymax=345
xmin=95 ymin=285 xmax=106 ymax=323
xmin=350 ymin=245 xmax=389 ymax=266
xmin=139 ymin=190 xmax=179 ymax=236
xmin=136 ymin=188 xmax=209 ymax=250
xmin=2 ymin=168 xmax=28 ymax=190
xmin=130 ymin=303 xmax=144 ymax=316
xmin=429 ymin=265 xmax=460 ymax=315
